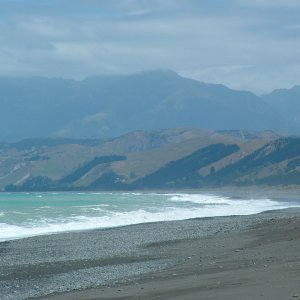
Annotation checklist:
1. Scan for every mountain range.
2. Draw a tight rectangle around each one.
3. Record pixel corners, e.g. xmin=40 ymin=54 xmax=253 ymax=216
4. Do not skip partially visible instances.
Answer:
xmin=1 ymin=70 xmax=300 ymax=190
xmin=0 ymin=70 xmax=299 ymax=141
xmin=1 ymin=128 xmax=299 ymax=191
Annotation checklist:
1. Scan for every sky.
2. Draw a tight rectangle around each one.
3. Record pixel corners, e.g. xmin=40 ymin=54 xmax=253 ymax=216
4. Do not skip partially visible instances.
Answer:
xmin=0 ymin=0 xmax=300 ymax=94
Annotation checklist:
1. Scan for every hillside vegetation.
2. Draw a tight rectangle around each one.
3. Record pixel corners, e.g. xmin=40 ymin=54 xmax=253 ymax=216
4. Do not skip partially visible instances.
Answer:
xmin=1 ymin=128 xmax=298 ymax=191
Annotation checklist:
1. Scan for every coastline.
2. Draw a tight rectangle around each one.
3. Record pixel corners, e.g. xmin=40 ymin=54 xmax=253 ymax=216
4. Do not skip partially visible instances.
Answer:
xmin=1 ymin=206 xmax=300 ymax=300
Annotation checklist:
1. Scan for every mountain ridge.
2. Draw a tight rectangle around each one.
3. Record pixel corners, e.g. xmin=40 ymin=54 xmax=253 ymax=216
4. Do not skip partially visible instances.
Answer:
xmin=1 ymin=128 xmax=298 ymax=191
xmin=0 ymin=70 xmax=296 ymax=141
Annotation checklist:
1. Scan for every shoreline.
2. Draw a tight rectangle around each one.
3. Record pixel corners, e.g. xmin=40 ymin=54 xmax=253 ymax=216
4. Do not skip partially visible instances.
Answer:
xmin=1 ymin=207 xmax=300 ymax=300
xmin=2 ymin=187 xmax=300 ymax=244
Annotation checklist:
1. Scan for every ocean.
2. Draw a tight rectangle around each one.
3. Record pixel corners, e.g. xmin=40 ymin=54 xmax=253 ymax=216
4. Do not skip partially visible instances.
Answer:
xmin=1 ymin=191 xmax=299 ymax=242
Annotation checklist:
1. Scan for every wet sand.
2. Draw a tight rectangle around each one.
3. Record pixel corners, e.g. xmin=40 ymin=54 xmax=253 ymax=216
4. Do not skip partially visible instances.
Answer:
xmin=1 ymin=208 xmax=300 ymax=300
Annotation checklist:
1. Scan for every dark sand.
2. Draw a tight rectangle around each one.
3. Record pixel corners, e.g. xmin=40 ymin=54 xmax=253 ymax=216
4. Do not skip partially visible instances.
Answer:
xmin=1 ymin=207 xmax=300 ymax=299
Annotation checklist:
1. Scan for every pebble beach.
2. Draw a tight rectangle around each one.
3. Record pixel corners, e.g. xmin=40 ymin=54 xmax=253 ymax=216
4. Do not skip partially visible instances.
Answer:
xmin=1 ymin=205 xmax=300 ymax=300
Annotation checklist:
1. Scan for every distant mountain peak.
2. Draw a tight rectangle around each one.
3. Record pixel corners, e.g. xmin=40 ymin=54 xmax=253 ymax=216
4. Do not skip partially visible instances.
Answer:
xmin=138 ymin=69 xmax=179 ymax=76
xmin=0 ymin=71 xmax=298 ymax=141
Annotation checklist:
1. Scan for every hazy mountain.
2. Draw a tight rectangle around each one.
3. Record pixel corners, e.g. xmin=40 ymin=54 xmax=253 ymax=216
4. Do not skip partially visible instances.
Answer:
xmin=0 ymin=71 xmax=289 ymax=141
xmin=263 ymin=86 xmax=300 ymax=132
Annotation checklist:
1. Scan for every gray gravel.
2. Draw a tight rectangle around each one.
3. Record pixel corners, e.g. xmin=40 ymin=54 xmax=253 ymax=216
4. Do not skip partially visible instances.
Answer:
xmin=1 ymin=208 xmax=299 ymax=300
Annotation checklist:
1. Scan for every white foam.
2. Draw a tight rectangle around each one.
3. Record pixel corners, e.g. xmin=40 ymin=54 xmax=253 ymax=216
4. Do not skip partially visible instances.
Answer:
xmin=91 ymin=192 xmax=114 ymax=195
xmin=121 ymin=192 xmax=143 ymax=196
xmin=168 ymin=194 xmax=231 ymax=204
xmin=0 ymin=197 xmax=296 ymax=242
xmin=89 ymin=207 xmax=106 ymax=212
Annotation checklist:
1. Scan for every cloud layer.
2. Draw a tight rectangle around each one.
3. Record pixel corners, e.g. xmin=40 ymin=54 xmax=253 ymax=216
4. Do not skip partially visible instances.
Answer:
xmin=0 ymin=0 xmax=300 ymax=93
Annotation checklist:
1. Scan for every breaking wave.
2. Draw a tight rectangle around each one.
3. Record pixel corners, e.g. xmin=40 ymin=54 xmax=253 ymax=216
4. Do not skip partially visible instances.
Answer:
xmin=0 ymin=192 xmax=298 ymax=242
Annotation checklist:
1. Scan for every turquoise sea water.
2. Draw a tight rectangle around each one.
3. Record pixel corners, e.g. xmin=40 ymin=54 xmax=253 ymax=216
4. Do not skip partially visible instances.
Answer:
xmin=0 ymin=192 xmax=299 ymax=241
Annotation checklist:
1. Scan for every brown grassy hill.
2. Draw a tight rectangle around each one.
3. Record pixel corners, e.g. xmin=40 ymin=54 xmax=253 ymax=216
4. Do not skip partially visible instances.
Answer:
xmin=1 ymin=128 xmax=281 ymax=191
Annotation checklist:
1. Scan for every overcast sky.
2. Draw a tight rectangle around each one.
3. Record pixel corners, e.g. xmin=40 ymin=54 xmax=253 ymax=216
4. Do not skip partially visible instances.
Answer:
xmin=0 ymin=0 xmax=300 ymax=94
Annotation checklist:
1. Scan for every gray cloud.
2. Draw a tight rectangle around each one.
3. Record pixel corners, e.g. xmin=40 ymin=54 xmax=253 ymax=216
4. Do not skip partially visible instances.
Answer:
xmin=0 ymin=0 xmax=299 ymax=93
xmin=237 ymin=0 xmax=300 ymax=8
